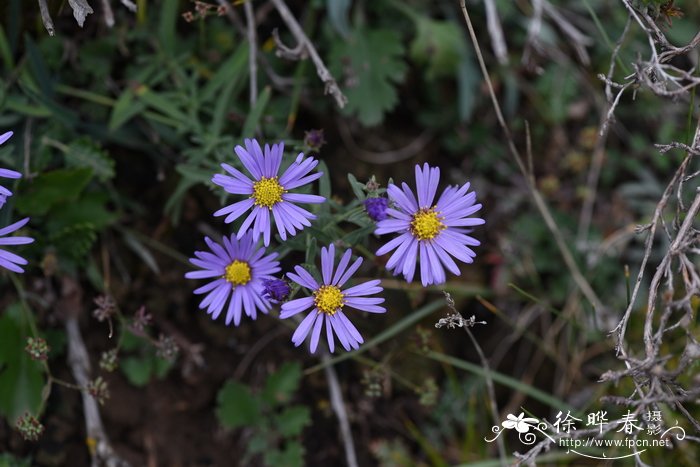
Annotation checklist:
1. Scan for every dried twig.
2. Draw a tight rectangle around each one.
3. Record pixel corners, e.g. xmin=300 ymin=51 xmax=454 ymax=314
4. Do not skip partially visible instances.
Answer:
xmin=459 ymin=0 xmax=605 ymax=315
xmin=66 ymin=318 xmax=130 ymax=467
xmin=119 ymin=0 xmax=137 ymax=12
xmin=441 ymin=292 xmax=506 ymax=462
xmin=269 ymin=0 xmax=347 ymax=108
xmin=37 ymin=0 xmax=55 ymax=36
xmin=322 ymin=353 xmax=358 ymax=467
xmin=100 ymin=0 xmax=115 ymax=27
xmin=215 ymin=0 xmax=296 ymax=89
xmin=484 ymin=0 xmax=508 ymax=65
xmin=243 ymin=0 xmax=258 ymax=107
xmin=576 ymin=18 xmax=632 ymax=244
xmin=541 ymin=0 xmax=592 ymax=65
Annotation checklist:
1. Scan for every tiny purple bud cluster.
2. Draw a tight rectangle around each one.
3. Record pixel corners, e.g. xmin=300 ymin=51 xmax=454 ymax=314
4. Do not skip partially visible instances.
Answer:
xmin=262 ymin=278 xmax=291 ymax=302
xmin=364 ymin=197 xmax=389 ymax=221
xmin=303 ymin=129 xmax=326 ymax=152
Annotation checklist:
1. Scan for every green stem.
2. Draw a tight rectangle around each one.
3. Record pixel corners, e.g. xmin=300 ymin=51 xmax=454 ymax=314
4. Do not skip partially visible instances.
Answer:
xmin=304 ymin=299 xmax=444 ymax=374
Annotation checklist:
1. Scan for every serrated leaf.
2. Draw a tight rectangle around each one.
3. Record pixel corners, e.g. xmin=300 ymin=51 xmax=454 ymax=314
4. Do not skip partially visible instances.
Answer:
xmin=262 ymin=362 xmax=302 ymax=406
xmin=264 ymin=442 xmax=304 ymax=467
xmin=15 ymin=168 xmax=93 ymax=216
xmin=46 ymin=192 xmax=117 ymax=231
xmin=274 ymin=406 xmax=310 ymax=437
xmin=330 ymin=29 xmax=407 ymax=126
xmin=0 ymin=304 xmax=45 ymax=422
xmin=49 ymin=223 xmax=97 ymax=259
xmin=64 ymin=138 xmax=115 ymax=181
xmin=216 ymin=381 xmax=260 ymax=429
xmin=410 ymin=18 xmax=466 ymax=79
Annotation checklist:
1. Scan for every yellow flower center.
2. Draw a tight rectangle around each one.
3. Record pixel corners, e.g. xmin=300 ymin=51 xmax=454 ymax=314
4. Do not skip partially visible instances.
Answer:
xmin=314 ymin=285 xmax=344 ymax=315
xmin=224 ymin=260 xmax=251 ymax=286
xmin=251 ymin=177 xmax=285 ymax=209
xmin=410 ymin=208 xmax=445 ymax=241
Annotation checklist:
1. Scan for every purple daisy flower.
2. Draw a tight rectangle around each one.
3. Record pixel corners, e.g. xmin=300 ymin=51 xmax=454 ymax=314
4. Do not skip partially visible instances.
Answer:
xmin=0 ymin=131 xmax=22 ymax=209
xmin=185 ymin=231 xmax=281 ymax=326
xmin=375 ymin=163 xmax=485 ymax=286
xmin=0 ymin=217 xmax=34 ymax=273
xmin=212 ymin=139 xmax=325 ymax=246
xmin=280 ymin=244 xmax=385 ymax=353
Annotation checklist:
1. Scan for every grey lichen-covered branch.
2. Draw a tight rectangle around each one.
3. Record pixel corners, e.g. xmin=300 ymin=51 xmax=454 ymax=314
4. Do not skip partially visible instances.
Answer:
xmin=270 ymin=0 xmax=348 ymax=109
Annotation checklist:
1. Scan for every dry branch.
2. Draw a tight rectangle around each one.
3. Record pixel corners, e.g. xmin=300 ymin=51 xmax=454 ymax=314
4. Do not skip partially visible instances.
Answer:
xmin=270 ymin=0 xmax=348 ymax=109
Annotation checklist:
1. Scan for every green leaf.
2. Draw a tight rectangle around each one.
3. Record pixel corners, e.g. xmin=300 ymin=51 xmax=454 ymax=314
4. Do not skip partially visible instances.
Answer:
xmin=410 ymin=18 xmax=466 ymax=79
xmin=0 ymin=452 xmax=32 ymax=467
xmin=153 ymin=356 xmax=173 ymax=378
xmin=347 ymin=173 xmax=366 ymax=201
xmin=0 ymin=304 xmax=45 ymax=422
xmin=317 ymin=160 xmax=331 ymax=215
xmin=201 ymin=44 xmax=248 ymax=103
xmin=457 ymin=54 xmax=479 ymax=121
xmin=121 ymin=356 xmax=153 ymax=387
xmin=0 ymin=24 xmax=14 ymax=70
xmin=136 ymin=87 xmax=189 ymax=125
xmin=109 ymin=89 xmax=146 ymax=131
xmin=24 ymin=35 xmax=53 ymax=97
xmin=262 ymin=362 xmax=302 ymax=406
xmin=304 ymin=236 xmax=317 ymax=265
xmin=341 ymin=224 xmax=375 ymax=245
xmin=216 ymin=381 xmax=260 ymax=429
xmin=242 ymin=87 xmax=272 ymax=138
xmin=330 ymin=28 xmax=407 ymax=126
xmin=327 ymin=0 xmax=351 ymax=38
xmin=122 ymin=230 xmax=160 ymax=274
xmin=15 ymin=168 xmax=93 ymax=216
xmin=46 ymin=192 xmax=117 ymax=232
xmin=264 ymin=442 xmax=304 ymax=467
xmin=274 ymin=406 xmax=310 ymax=437
xmin=64 ymin=138 xmax=115 ymax=181
xmin=49 ymin=223 xmax=97 ymax=260
xmin=158 ymin=0 xmax=179 ymax=55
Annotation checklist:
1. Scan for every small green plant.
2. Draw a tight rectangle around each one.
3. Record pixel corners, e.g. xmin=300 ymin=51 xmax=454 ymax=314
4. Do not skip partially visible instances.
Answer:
xmin=118 ymin=331 xmax=174 ymax=387
xmin=216 ymin=362 xmax=311 ymax=467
